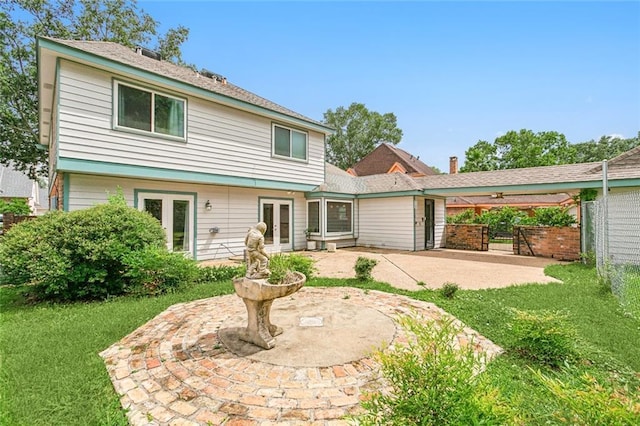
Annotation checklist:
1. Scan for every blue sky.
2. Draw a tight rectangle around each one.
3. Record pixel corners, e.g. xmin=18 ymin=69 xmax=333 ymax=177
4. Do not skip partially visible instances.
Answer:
xmin=140 ymin=1 xmax=640 ymax=172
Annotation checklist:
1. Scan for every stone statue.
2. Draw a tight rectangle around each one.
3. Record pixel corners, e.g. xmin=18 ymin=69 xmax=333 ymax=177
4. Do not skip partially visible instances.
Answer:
xmin=245 ymin=222 xmax=270 ymax=279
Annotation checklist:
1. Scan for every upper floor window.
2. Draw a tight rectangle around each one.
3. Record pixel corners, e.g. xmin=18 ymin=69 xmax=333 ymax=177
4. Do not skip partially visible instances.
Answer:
xmin=273 ymin=124 xmax=307 ymax=161
xmin=114 ymin=81 xmax=185 ymax=139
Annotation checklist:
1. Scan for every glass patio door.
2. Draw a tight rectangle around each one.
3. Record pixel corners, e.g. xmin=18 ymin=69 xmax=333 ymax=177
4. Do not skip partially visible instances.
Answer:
xmin=137 ymin=192 xmax=194 ymax=255
xmin=425 ymin=199 xmax=435 ymax=249
xmin=260 ymin=199 xmax=292 ymax=253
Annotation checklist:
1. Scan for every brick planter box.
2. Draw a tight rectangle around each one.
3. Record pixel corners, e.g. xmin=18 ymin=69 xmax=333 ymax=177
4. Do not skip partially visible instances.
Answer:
xmin=513 ymin=226 xmax=580 ymax=261
xmin=2 ymin=212 xmax=37 ymax=234
xmin=445 ymin=224 xmax=489 ymax=251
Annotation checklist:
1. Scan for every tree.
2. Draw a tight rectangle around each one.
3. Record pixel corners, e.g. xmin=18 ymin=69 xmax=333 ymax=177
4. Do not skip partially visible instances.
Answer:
xmin=573 ymin=132 xmax=640 ymax=163
xmin=323 ymin=102 xmax=403 ymax=170
xmin=459 ymin=140 xmax=498 ymax=172
xmin=461 ymin=129 xmax=576 ymax=172
xmin=1 ymin=0 xmax=189 ymax=180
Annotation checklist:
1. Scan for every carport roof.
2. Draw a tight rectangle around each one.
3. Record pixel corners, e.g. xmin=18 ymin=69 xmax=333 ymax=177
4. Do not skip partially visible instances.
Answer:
xmin=318 ymin=145 xmax=640 ymax=197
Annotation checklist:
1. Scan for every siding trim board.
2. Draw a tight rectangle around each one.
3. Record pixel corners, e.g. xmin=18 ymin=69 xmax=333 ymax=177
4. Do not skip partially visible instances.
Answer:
xmin=40 ymin=39 xmax=333 ymax=135
xmin=57 ymin=157 xmax=317 ymax=192
xmin=62 ymin=173 xmax=69 ymax=211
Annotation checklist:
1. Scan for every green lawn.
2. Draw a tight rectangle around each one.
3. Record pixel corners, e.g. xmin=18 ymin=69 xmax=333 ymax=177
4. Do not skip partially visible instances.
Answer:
xmin=1 ymin=263 xmax=639 ymax=425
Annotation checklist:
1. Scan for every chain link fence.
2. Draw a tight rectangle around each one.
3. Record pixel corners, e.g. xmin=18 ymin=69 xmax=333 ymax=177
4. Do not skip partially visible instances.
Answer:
xmin=583 ymin=190 xmax=640 ymax=319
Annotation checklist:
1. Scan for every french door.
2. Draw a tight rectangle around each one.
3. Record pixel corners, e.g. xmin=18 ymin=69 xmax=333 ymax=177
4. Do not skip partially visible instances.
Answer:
xmin=137 ymin=192 xmax=195 ymax=255
xmin=425 ymin=199 xmax=435 ymax=249
xmin=259 ymin=199 xmax=292 ymax=253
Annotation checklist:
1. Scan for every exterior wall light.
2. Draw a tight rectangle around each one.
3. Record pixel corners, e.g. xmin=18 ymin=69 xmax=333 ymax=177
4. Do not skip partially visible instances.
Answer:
xmin=205 ymin=200 xmax=212 ymax=211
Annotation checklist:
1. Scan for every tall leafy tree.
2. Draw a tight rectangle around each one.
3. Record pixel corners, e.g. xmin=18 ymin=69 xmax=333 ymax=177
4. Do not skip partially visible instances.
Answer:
xmin=461 ymin=129 xmax=639 ymax=172
xmin=573 ymin=132 xmax=640 ymax=163
xmin=323 ymin=102 xmax=403 ymax=170
xmin=459 ymin=140 xmax=498 ymax=172
xmin=0 ymin=0 xmax=189 ymax=179
xmin=461 ymin=129 xmax=576 ymax=172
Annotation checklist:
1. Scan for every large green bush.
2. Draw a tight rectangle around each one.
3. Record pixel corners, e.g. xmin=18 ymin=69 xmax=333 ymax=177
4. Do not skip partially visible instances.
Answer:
xmin=527 ymin=206 xmax=577 ymax=227
xmin=448 ymin=206 xmax=577 ymax=230
xmin=0 ymin=193 xmax=181 ymax=301
xmin=0 ymin=198 xmax=32 ymax=215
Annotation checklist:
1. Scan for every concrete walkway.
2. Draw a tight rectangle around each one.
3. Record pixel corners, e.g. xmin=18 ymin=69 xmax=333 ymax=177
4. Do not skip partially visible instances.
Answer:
xmin=306 ymin=248 xmax=567 ymax=291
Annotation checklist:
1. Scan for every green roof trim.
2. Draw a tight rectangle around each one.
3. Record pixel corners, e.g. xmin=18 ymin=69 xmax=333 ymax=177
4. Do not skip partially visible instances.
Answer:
xmin=420 ymin=179 xmax=631 ymax=196
xmin=57 ymin=157 xmax=317 ymax=192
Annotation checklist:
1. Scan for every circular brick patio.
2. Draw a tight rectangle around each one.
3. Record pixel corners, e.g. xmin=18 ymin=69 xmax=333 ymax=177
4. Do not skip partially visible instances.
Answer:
xmin=100 ymin=287 xmax=501 ymax=425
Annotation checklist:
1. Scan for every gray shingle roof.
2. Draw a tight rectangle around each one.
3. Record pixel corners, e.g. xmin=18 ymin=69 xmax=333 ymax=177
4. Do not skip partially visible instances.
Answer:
xmin=322 ymin=146 xmax=640 ymax=196
xmin=45 ymin=38 xmax=331 ymax=131
xmin=414 ymin=162 xmax=603 ymax=190
xmin=319 ymin=164 xmax=424 ymax=195
xmin=0 ymin=165 xmax=34 ymax=197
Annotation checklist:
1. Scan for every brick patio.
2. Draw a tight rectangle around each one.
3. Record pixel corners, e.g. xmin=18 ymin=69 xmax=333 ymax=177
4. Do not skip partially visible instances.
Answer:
xmin=100 ymin=287 xmax=501 ymax=425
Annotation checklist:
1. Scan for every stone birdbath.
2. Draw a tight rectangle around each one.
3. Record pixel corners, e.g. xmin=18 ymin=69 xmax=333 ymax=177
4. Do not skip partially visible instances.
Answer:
xmin=232 ymin=272 xmax=305 ymax=349
xmin=231 ymin=222 xmax=306 ymax=349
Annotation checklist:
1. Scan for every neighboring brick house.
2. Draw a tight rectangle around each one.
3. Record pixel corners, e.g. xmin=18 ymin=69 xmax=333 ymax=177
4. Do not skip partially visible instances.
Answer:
xmin=346 ymin=143 xmax=439 ymax=177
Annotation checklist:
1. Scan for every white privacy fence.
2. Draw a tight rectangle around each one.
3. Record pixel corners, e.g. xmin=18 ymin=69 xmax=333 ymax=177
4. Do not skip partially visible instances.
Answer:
xmin=583 ymin=190 xmax=640 ymax=319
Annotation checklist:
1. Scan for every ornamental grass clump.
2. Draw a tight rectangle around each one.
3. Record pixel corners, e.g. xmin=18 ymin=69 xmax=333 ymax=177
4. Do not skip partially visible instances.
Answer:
xmin=508 ymin=308 xmax=578 ymax=368
xmin=267 ymin=253 xmax=316 ymax=284
xmin=355 ymin=315 xmax=517 ymax=425
xmin=533 ymin=368 xmax=640 ymax=425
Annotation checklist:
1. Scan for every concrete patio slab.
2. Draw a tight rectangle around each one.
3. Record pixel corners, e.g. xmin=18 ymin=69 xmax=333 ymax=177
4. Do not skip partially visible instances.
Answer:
xmin=305 ymin=248 xmax=567 ymax=291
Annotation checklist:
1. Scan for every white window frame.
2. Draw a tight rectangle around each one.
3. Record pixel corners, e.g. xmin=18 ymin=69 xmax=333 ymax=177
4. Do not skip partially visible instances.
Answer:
xmin=272 ymin=123 xmax=308 ymax=161
xmin=325 ymin=199 xmax=353 ymax=235
xmin=113 ymin=80 xmax=187 ymax=141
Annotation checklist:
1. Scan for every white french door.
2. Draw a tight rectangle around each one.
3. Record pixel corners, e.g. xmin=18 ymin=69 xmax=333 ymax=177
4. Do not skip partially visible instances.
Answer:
xmin=259 ymin=199 xmax=292 ymax=253
xmin=137 ymin=192 xmax=195 ymax=255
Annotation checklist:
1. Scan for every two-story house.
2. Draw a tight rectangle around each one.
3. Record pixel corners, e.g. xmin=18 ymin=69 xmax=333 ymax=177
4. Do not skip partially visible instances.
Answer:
xmin=38 ymin=37 xmax=335 ymax=260
xmin=38 ymin=37 xmax=452 ymax=259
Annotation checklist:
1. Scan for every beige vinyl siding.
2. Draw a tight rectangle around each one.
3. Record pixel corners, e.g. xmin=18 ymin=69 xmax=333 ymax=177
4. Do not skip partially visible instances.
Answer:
xmin=66 ymin=174 xmax=308 ymax=260
xmin=57 ymin=60 xmax=325 ymax=187
xmin=357 ymin=197 xmax=415 ymax=251
xmin=434 ymin=198 xmax=446 ymax=248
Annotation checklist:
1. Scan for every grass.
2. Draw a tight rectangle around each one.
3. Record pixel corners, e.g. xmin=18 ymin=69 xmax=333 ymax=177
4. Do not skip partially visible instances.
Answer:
xmin=1 ymin=263 xmax=639 ymax=424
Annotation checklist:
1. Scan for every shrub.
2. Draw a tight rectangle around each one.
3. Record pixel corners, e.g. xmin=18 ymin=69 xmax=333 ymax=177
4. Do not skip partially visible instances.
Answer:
xmin=533 ymin=369 xmax=640 ymax=425
xmin=122 ymin=247 xmax=199 ymax=295
xmin=355 ymin=256 xmax=378 ymax=281
xmin=197 ymin=264 xmax=245 ymax=283
xmin=0 ymin=198 xmax=32 ymax=215
xmin=440 ymin=282 xmax=459 ymax=299
xmin=267 ymin=253 xmax=316 ymax=284
xmin=530 ymin=206 xmax=577 ymax=227
xmin=355 ymin=315 xmax=517 ymax=425
xmin=508 ymin=309 xmax=578 ymax=367
xmin=0 ymin=193 xmax=168 ymax=301
xmin=446 ymin=208 xmax=475 ymax=224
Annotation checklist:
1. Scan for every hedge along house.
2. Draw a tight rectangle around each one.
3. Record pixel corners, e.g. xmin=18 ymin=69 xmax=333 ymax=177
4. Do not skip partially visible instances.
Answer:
xmin=37 ymin=37 xmax=334 ymax=260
